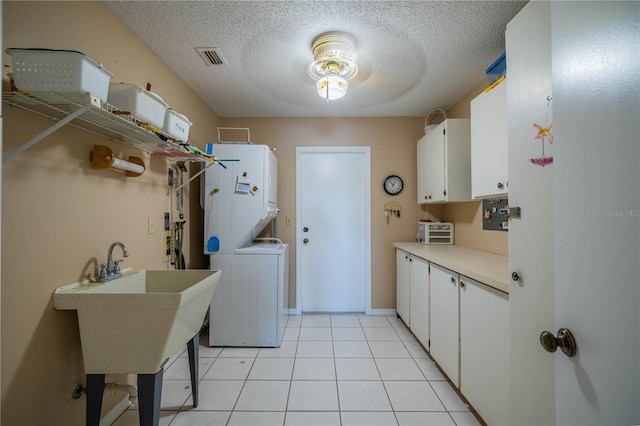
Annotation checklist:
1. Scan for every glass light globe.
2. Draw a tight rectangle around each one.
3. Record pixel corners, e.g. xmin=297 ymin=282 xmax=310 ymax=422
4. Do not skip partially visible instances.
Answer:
xmin=317 ymin=75 xmax=348 ymax=101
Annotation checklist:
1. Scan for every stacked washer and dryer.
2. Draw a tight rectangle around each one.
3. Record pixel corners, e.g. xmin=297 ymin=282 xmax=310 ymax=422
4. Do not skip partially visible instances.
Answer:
xmin=203 ymin=143 xmax=288 ymax=347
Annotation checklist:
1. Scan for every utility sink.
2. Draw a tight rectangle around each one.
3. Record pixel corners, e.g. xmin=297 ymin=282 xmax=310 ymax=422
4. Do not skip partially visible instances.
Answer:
xmin=53 ymin=269 xmax=221 ymax=374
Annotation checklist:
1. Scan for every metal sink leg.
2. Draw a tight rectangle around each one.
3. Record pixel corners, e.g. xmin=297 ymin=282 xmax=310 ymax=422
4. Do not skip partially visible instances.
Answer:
xmin=86 ymin=374 xmax=105 ymax=426
xmin=187 ymin=333 xmax=199 ymax=407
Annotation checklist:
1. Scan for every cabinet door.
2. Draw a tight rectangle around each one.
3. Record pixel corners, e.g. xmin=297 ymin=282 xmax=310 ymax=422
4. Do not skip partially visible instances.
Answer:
xmin=460 ymin=276 xmax=509 ymax=425
xmin=471 ymin=80 xmax=508 ymax=198
xmin=429 ymin=264 xmax=459 ymax=386
xmin=443 ymin=119 xmax=472 ymax=201
xmin=426 ymin=124 xmax=446 ymax=202
xmin=395 ymin=249 xmax=411 ymax=324
xmin=409 ymin=257 xmax=429 ymax=347
xmin=416 ymin=135 xmax=429 ymax=204
xmin=418 ymin=119 xmax=471 ymax=204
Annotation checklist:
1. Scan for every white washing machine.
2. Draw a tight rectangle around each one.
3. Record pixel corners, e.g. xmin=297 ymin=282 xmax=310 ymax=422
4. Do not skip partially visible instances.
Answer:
xmin=208 ymin=243 xmax=289 ymax=347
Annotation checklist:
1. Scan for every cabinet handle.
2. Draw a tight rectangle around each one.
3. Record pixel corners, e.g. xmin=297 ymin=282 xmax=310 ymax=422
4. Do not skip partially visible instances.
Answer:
xmin=450 ymin=276 xmax=455 ymax=284
xmin=497 ymin=182 xmax=504 ymax=190
xmin=443 ymin=190 xmax=447 ymax=196
xmin=409 ymin=258 xmax=413 ymax=262
xmin=405 ymin=255 xmax=409 ymax=260
xmin=460 ymin=281 xmax=466 ymax=289
xmin=428 ymin=195 xmax=432 ymax=200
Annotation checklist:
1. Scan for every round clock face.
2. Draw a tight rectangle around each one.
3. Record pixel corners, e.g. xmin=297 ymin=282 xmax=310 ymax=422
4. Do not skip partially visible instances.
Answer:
xmin=384 ymin=175 xmax=403 ymax=195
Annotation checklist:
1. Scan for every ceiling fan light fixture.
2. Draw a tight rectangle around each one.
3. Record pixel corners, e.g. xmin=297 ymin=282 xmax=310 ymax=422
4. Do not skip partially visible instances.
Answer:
xmin=308 ymin=31 xmax=358 ymax=102
xmin=317 ymin=75 xmax=348 ymax=101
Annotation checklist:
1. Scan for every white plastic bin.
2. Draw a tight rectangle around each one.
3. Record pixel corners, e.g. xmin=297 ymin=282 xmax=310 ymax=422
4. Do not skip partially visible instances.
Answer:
xmin=163 ymin=109 xmax=192 ymax=141
xmin=6 ymin=48 xmax=113 ymax=101
xmin=108 ymin=83 xmax=168 ymax=129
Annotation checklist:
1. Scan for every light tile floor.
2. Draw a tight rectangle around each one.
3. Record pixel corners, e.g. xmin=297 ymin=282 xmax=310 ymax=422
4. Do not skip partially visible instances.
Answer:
xmin=113 ymin=314 xmax=482 ymax=426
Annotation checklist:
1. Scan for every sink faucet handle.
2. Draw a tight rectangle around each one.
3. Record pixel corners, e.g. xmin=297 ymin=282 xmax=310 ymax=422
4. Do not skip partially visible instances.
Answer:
xmin=113 ymin=259 xmax=124 ymax=275
xmin=94 ymin=263 xmax=107 ymax=281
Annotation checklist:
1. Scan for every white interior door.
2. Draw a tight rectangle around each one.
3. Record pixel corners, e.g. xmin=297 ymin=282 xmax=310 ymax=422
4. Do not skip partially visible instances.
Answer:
xmin=552 ymin=2 xmax=639 ymax=424
xmin=296 ymin=146 xmax=371 ymax=313
xmin=509 ymin=2 xmax=640 ymax=425
xmin=507 ymin=3 xmax=555 ymax=423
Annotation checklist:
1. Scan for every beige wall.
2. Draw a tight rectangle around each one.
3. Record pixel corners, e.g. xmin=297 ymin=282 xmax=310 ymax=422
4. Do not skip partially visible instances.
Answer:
xmin=2 ymin=2 xmax=219 ymax=424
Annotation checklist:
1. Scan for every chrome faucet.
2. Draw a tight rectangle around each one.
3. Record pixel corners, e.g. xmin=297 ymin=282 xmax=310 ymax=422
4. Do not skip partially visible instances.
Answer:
xmin=96 ymin=242 xmax=130 ymax=282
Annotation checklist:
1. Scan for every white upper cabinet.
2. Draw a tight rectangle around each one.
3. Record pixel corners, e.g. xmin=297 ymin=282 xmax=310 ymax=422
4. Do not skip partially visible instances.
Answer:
xmin=470 ymin=79 xmax=508 ymax=198
xmin=417 ymin=119 xmax=471 ymax=204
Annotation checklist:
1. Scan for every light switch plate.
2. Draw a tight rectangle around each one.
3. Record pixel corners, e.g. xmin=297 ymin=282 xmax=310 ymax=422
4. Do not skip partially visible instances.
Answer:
xmin=148 ymin=216 xmax=156 ymax=234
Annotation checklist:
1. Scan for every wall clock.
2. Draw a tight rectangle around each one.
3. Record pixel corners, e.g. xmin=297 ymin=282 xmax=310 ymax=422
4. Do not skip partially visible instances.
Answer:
xmin=383 ymin=175 xmax=403 ymax=195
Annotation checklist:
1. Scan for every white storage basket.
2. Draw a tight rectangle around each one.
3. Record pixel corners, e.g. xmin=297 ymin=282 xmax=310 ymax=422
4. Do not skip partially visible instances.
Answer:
xmin=163 ymin=109 xmax=192 ymax=142
xmin=6 ymin=48 xmax=113 ymax=101
xmin=108 ymin=83 xmax=168 ymax=129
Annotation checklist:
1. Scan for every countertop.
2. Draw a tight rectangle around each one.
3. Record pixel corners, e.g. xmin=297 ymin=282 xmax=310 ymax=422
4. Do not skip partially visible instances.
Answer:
xmin=393 ymin=243 xmax=510 ymax=294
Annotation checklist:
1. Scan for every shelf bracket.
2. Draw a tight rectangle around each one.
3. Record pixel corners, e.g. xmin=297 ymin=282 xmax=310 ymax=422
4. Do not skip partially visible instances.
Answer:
xmin=3 ymin=104 xmax=92 ymax=162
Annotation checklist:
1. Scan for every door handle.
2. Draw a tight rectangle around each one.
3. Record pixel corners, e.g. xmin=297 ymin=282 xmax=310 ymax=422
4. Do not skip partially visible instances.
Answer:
xmin=540 ymin=328 xmax=577 ymax=357
xmin=303 ymin=238 xmax=309 ymax=244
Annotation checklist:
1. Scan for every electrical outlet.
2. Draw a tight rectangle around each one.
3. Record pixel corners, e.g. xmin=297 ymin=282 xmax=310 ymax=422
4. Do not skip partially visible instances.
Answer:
xmin=285 ymin=216 xmax=292 ymax=226
xmin=148 ymin=216 xmax=156 ymax=234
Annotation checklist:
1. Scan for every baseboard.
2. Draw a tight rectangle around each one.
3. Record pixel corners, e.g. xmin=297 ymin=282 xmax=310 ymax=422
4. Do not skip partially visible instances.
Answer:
xmin=286 ymin=309 xmax=397 ymax=316
xmin=370 ymin=309 xmax=397 ymax=316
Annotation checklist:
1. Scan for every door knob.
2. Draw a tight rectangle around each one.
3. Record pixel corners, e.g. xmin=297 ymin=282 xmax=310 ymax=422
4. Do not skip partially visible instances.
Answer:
xmin=303 ymin=238 xmax=309 ymax=244
xmin=540 ymin=328 xmax=577 ymax=357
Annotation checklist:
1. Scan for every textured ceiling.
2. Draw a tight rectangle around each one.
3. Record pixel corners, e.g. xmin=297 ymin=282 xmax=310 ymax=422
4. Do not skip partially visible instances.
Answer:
xmin=104 ymin=1 xmax=527 ymax=118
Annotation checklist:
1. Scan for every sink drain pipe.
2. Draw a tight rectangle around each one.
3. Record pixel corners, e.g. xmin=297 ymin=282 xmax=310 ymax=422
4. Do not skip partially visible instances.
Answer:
xmin=104 ymin=382 xmax=138 ymax=404
xmin=98 ymin=383 xmax=138 ymax=426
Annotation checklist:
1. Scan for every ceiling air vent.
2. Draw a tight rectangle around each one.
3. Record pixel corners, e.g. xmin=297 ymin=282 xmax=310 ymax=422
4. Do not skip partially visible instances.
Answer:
xmin=196 ymin=47 xmax=226 ymax=66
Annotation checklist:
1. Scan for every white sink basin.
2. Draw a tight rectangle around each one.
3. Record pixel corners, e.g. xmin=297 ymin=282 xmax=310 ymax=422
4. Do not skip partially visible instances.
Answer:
xmin=53 ymin=269 xmax=221 ymax=374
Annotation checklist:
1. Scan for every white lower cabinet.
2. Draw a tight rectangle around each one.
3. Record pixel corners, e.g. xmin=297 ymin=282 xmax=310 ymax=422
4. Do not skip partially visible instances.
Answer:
xmin=460 ymin=275 xmax=509 ymax=425
xmin=396 ymin=249 xmax=429 ymax=347
xmin=395 ymin=249 xmax=509 ymax=424
xmin=395 ymin=249 xmax=411 ymax=324
xmin=409 ymin=256 xmax=429 ymax=348
xmin=429 ymin=264 xmax=460 ymax=387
